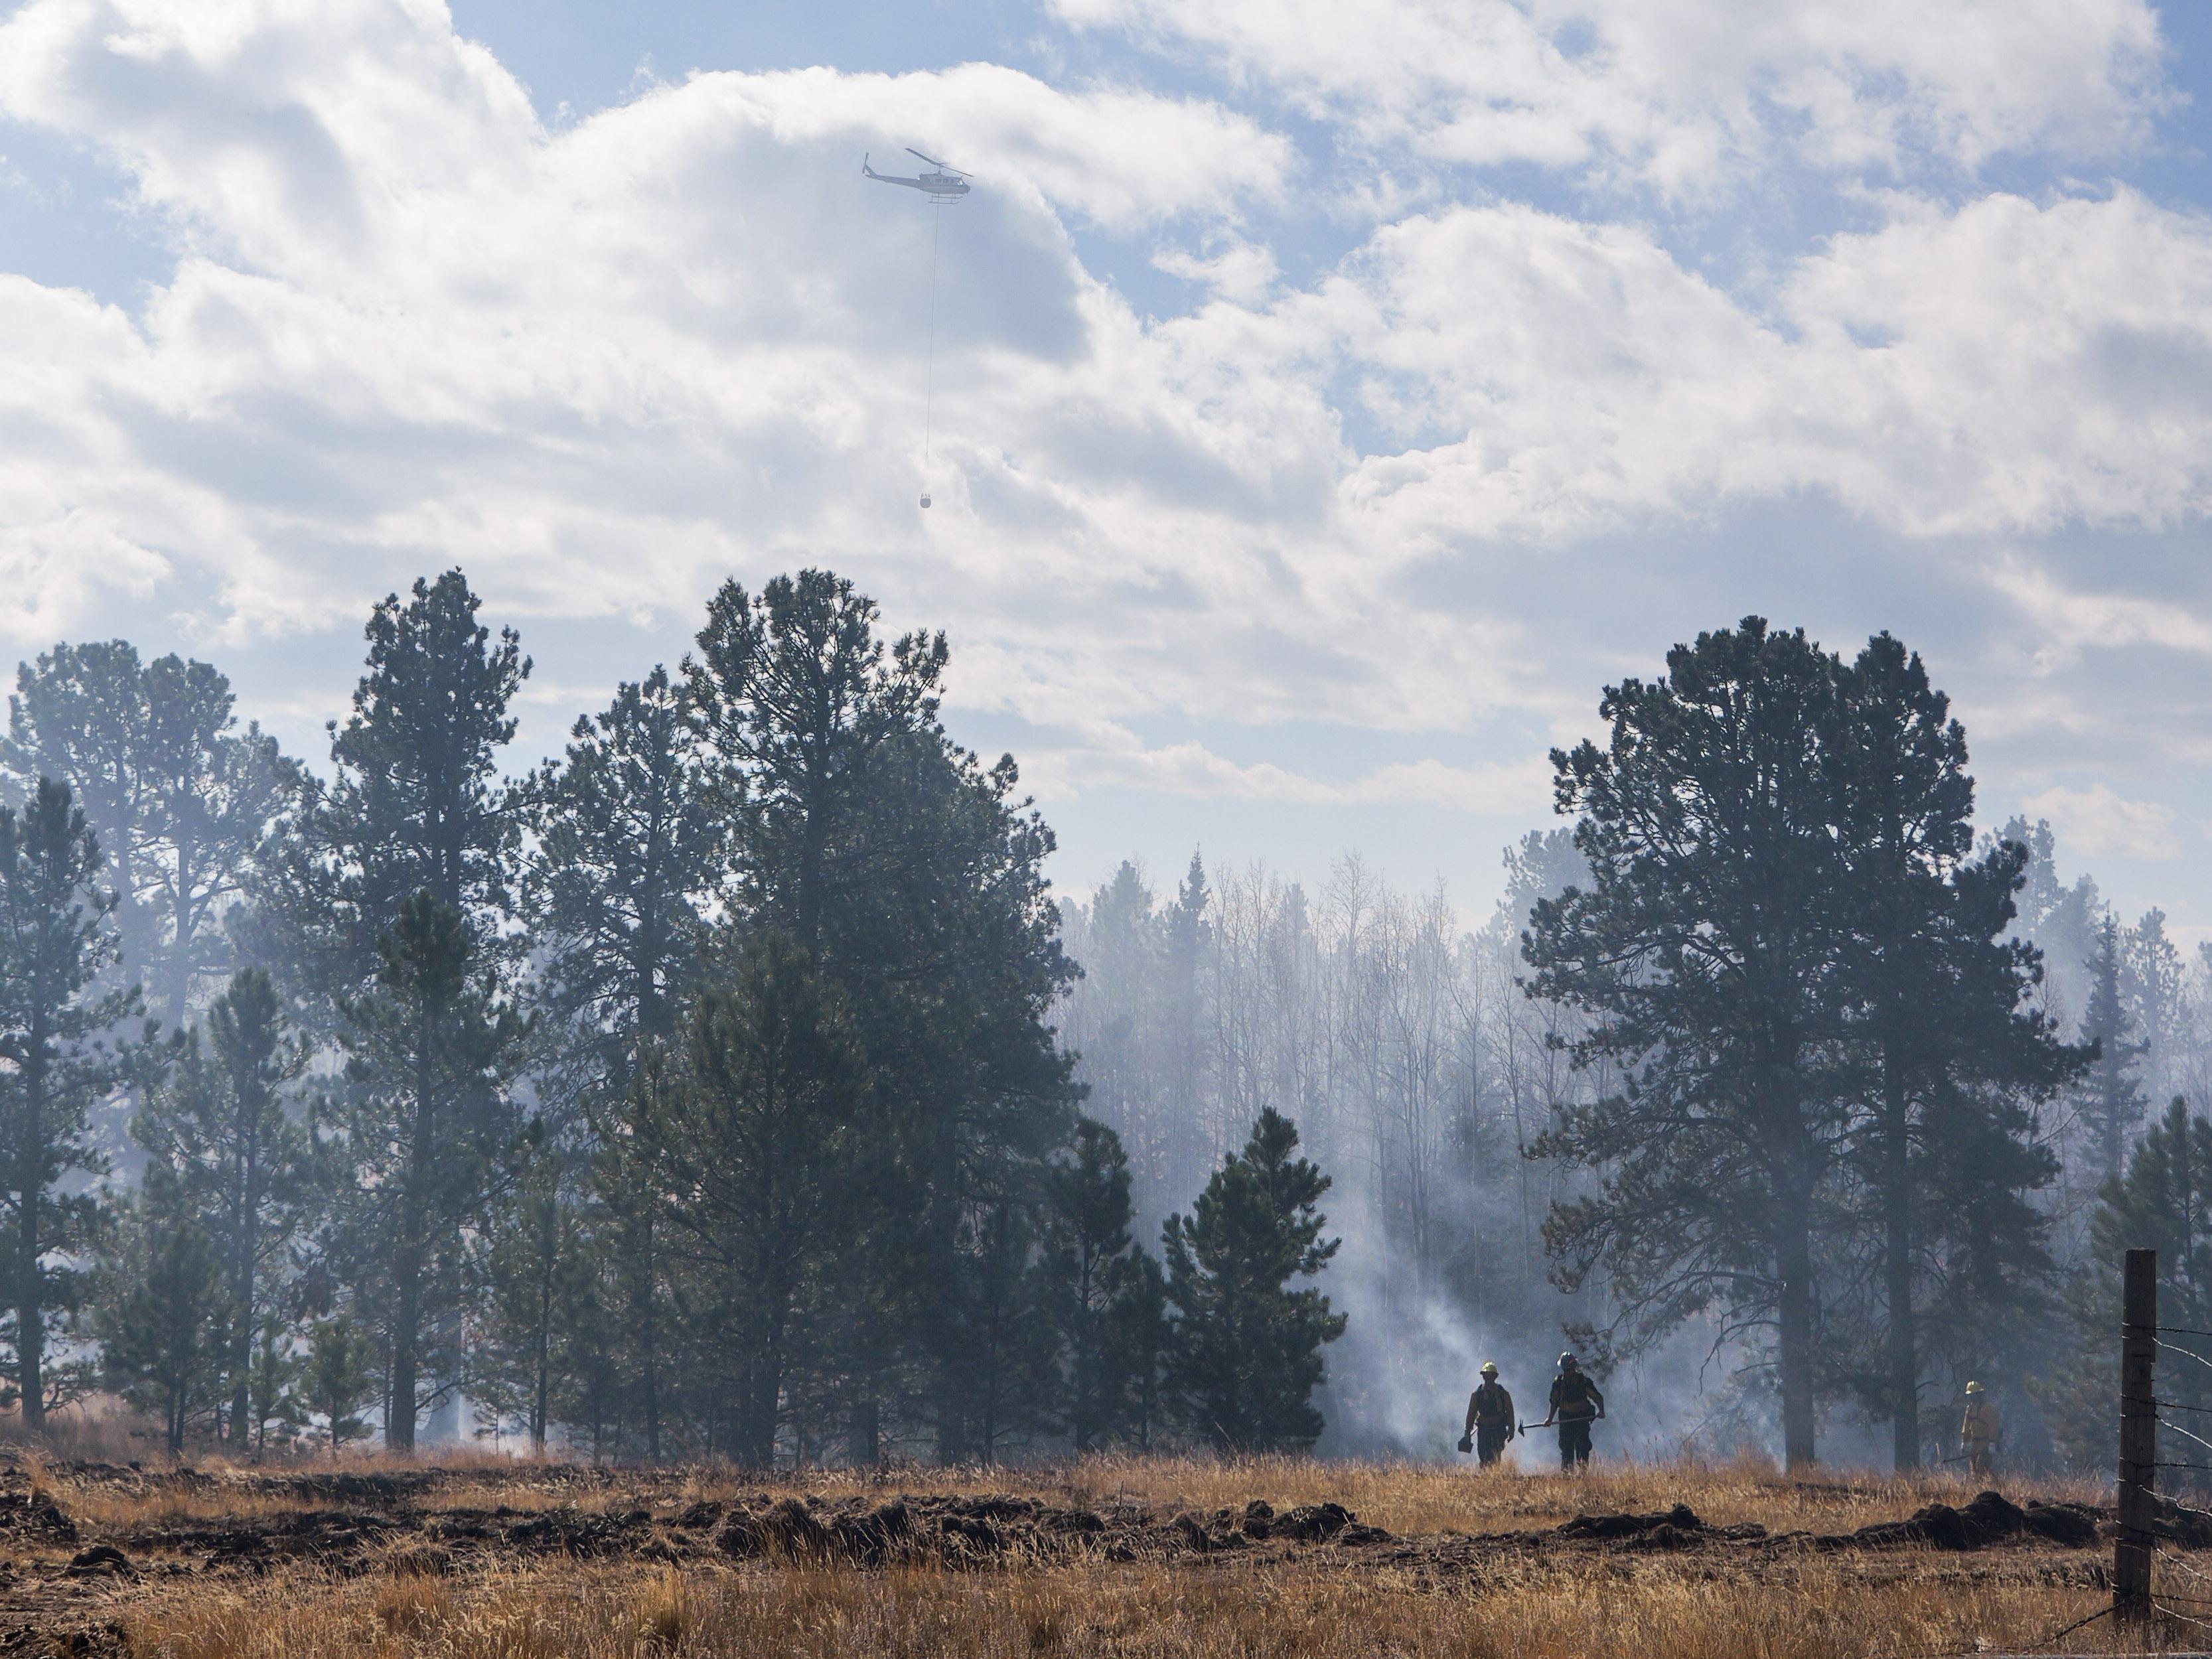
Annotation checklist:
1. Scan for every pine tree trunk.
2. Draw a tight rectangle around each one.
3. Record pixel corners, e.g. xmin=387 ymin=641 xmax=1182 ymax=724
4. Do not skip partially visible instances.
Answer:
xmin=229 ymin=1139 xmax=260 ymax=1449
xmin=1777 ymin=1208 xmax=1818 ymax=1471
xmin=1883 ymin=1076 xmax=1919 ymax=1471
xmin=389 ymin=989 xmax=440 ymax=1454
xmin=17 ymin=1051 xmax=44 ymax=1431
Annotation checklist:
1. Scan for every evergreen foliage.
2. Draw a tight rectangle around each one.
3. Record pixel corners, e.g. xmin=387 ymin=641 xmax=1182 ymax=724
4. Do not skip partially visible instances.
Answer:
xmin=332 ymin=893 xmax=525 ymax=1450
xmin=1037 ymin=1118 xmax=1159 ymax=1450
xmin=1526 ymin=620 xmax=2075 ymax=1470
xmin=2079 ymin=915 xmax=2151 ymax=1185
xmin=2046 ymin=1098 xmax=2212 ymax=1470
xmin=630 ymin=934 xmax=859 ymax=1465
xmin=303 ymin=1313 xmax=376 ymax=1459
xmin=3 ymin=644 xmax=295 ymax=1023
xmin=0 ymin=778 xmax=128 ymax=1425
xmin=130 ymin=967 xmax=314 ymax=1446
xmin=1163 ymin=1108 xmax=1345 ymax=1452
xmin=100 ymin=1171 xmax=231 ymax=1452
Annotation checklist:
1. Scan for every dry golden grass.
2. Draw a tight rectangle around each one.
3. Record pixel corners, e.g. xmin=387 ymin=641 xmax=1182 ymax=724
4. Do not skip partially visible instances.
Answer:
xmin=118 ymin=1553 xmax=2129 ymax=1659
xmin=35 ymin=1451 xmax=2170 ymax=1658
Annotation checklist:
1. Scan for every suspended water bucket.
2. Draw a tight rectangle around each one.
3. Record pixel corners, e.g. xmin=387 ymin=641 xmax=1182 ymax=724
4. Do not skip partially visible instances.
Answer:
xmin=920 ymin=493 xmax=932 ymax=509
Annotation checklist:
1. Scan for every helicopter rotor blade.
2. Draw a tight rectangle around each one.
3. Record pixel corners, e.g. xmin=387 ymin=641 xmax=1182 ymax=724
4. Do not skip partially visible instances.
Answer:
xmin=907 ymin=147 xmax=968 ymax=173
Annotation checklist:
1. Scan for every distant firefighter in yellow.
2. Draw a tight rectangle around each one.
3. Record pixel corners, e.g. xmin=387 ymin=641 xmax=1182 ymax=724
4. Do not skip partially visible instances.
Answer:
xmin=1960 ymin=1381 xmax=2000 ymax=1479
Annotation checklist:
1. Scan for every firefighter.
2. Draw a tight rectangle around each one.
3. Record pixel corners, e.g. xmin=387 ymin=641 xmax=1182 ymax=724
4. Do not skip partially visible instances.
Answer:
xmin=1549 ymin=1352 xmax=1604 ymax=1470
xmin=1461 ymin=1362 xmax=1515 ymax=1467
xmin=1961 ymin=1380 xmax=2000 ymax=1480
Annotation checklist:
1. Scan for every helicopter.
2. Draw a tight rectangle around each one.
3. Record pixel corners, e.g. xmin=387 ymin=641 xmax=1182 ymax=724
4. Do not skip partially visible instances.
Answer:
xmin=863 ymin=148 xmax=972 ymax=202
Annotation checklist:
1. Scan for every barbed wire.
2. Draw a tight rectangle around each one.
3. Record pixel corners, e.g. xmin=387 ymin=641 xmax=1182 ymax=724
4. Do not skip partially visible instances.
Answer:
xmin=2162 ymin=1416 xmax=2212 ymax=1460
xmin=2158 ymin=1546 xmax=2212 ymax=1589
xmin=2130 ymin=1321 xmax=2212 ymax=1340
xmin=2156 ymin=1336 xmax=2212 ymax=1374
xmin=2152 ymin=1597 xmax=2212 ymax=1632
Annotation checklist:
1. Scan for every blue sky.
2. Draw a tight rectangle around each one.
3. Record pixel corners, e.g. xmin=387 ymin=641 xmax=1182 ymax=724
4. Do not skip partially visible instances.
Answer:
xmin=3 ymin=0 xmax=2211 ymax=942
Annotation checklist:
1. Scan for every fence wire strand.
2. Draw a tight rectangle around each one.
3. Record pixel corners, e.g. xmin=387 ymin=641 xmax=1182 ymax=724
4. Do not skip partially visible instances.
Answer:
xmin=2157 ymin=1335 xmax=2212 ymax=1374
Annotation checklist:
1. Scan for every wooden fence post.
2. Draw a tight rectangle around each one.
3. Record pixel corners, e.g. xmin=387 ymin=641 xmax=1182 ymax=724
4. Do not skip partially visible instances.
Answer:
xmin=2116 ymin=1246 xmax=2158 ymax=1623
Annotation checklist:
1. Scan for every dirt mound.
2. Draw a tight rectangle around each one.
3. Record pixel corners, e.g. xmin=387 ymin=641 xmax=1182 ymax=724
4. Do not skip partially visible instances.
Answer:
xmin=1832 ymin=1490 xmax=2103 ymax=1551
xmin=1550 ymin=1502 xmax=1768 ymax=1551
xmin=712 ymin=1492 xmax=1390 ymax=1567
xmin=64 ymin=1546 xmax=132 ymax=1579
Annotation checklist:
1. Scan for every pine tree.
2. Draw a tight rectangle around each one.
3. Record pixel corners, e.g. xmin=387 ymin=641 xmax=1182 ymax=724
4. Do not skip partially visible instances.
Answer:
xmin=1118 ymin=1248 xmax=1171 ymax=1450
xmin=632 ymin=935 xmax=861 ymax=1466
xmin=1039 ymin=1118 xmax=1149 ymax=1449
xmin=1829 ymin=633 xmax=2083 ymax=1469
xmin=0 ymin=778 xmax=129 ymax=1426
xmin=2081 ymin=915 xmax=2150 ymax=1184
xmin=1525 ymin=618 xmax=1852 ymax=1469
xmin=2122 ymin=909 xmax=2187 ymax=1100
xmin=131 ymin=968 xmax=314 ymax=1447
xmin=1163 ymin=1108 xmax=1345 ymax=1451
xmin=100 ymin=1171 xmax=232 ymax=1453
xmin=686 ymin=571 xmax=1077 ymax=1461
xmin=244 ymin=1313 xmax=305 ymax=1453
xmin=334 ymin=894 xmax=524 ymax=1450
xmin=303 ymin=1313 xmax=376 ymax=1459
xmin=528 ymin=666 xmax=717 ymax=1456
xmin=686 ymin=571 xmax=946 ymax=956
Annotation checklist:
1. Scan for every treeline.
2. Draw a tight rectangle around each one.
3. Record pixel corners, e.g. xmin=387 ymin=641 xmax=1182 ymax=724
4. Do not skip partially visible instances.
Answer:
xmin=1064 ymin=620 xmax=2210 ymax=1470
xmin=8 ymin=570 xmax=1347 ymax=1461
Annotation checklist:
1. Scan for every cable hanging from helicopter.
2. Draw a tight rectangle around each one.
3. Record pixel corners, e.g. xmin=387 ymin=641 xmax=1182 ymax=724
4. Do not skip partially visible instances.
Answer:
xmin=863 ymin=149 xmax=971 ymax=510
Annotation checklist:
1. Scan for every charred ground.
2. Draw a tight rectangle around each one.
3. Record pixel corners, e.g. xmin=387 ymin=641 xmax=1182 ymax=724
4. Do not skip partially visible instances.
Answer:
xmin=0 ymin=1453 xmax=2187 ymax=1656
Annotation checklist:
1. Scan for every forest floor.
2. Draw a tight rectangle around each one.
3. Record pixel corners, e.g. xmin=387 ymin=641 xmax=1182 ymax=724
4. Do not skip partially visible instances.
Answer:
xmin=0 ymin=1448 xmax=2197 ymax=1657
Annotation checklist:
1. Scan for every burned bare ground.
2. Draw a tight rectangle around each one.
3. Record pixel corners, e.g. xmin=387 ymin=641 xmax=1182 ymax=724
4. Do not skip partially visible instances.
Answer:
xmin=0 ymin=1454 xmax=2163 ymax=1654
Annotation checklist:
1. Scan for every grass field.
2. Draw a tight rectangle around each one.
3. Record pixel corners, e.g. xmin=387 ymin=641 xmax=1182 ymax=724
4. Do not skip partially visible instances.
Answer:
xmin=0 ymin=1448 xmax=2186 ymax=1658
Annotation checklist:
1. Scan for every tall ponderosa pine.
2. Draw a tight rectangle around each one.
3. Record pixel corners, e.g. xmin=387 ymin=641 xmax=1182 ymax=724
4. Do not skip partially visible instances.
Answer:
xmin=259 ymin=570 xmax=529 ymax=1449
xmin=336 ymin=894 xmax=523 ymax=1450
xmin=1164 ymin=1108 xmax=1345 ymax=1451
xmin=1829 ymin=634 xmax=2080 ymax=1469
xmin=1526 ymin=618 xmax=1850 ymax=1469
xmin=131 ymin=968 xmax=313 ymax=1447
xmin=0 ymin=778 xmax=128 ymax=1425
xmin=528 ymin=666 xmax=718 ymax=1456
xmin=686 ymin=571 xmax=1077 ymax=1462
xmin=632 ymin=935 xmax=860 ymax=1466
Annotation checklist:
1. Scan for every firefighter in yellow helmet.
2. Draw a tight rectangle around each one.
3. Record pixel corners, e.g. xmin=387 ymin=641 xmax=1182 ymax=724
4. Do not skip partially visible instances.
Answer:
xmin=1960 ymin=1381 xmax=2000 ymax=1480
xmin=1461 ymin=1362 xmax=1515 ymax=1467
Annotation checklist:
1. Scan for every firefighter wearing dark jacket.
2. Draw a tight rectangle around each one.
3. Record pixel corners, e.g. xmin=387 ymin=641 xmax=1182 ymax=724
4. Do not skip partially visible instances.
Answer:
xmin=1549 ymin=1352 xmax=1604 ymax=1469
xmin=1461 ymin=1362 xmax=1514 ymax=1466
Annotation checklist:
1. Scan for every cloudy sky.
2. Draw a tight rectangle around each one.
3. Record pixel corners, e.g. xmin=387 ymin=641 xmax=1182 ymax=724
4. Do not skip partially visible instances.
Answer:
xmin=2 ymin=0 xmax=2210 ymax=934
